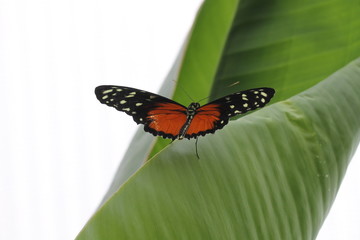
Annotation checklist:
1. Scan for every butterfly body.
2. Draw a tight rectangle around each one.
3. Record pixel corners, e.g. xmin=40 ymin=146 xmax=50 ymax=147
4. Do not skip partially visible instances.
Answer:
xmin=177 ymin=102 xmax=200 ymax=139
xmin=95 ymin=85 xmax=275 ymax=140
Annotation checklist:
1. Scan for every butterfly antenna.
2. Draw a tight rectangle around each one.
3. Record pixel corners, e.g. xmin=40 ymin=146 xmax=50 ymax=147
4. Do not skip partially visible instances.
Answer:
xmin=197 ymin=95 xmax=210 ymax=104
xmin=197 ymin=81 xmax=241 ymax=104
xmin=195 ymin=137 xmax=200 ymax=159
xmin=227 ymin=81 xmax=240 ymax=88
xmin=172 ymin=79 xmax=195 ymax=102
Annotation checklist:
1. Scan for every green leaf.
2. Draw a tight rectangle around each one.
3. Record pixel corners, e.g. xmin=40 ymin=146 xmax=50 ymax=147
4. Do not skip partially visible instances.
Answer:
xmin=78 ymin=59 xmax=360 ymax=240
xmin=211 ymin=0 xmax=360 ymax=100
xmin=78 ymin=0 xmax=360 ymax=239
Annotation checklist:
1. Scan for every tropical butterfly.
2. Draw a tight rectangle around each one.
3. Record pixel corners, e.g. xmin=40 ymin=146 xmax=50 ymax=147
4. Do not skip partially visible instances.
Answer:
xmin=95 ymin=85 xmax=275 ymax=142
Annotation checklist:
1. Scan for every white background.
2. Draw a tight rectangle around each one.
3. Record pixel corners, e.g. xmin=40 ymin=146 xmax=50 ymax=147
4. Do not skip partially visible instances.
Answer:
xmin=0 ymin=0 xmax=359 ymax=239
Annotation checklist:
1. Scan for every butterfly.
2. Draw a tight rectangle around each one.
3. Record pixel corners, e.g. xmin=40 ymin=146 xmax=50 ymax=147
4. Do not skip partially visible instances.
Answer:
xmin=95 ymin=85 xmax=275 ymax=142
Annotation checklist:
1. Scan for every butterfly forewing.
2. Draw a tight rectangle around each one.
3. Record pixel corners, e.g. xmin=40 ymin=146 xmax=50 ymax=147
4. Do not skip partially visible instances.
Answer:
xmin=183 ymin=88 xmax=275 ymax=138
xmin=205 ymin=87 xmax=275 ymax=117
xmin=95 ymin=85 xmax=188 ymax=139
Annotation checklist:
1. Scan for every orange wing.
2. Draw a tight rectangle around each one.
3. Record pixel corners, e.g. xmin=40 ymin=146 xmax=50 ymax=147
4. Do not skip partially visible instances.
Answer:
xmin=144 ymin=102 xmax=188 ymax=139
xmin=95 ymin=86 xmax=188 ymax=140
xmin=184 ymin=104 xmax=226 ymax=139
xmin=184 ymin=87 xmax=275 ymax=139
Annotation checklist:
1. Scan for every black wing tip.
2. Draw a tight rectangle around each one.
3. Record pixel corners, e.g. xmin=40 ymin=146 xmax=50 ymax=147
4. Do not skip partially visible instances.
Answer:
xmin=255 ymin=87 xmax=275 ymax=92
xmin=94 ymin=86 xmax=109 ymax=102
xmin=244 ymin=87 xmax=275 ymax=96
xmin=262 ymin=87 xmax=275 ymax=96
xmin=94 ymin=85 xmax=127 ymax=103
xmin=252 ymin=87 xmax=275 ymax=99
xmin=94 ymin=86 xmax=102 ymax=98
xmin=95 ymin=85 xmax=120 ymax=93
xmin=94 ymin=85 xmax=110 ymax=97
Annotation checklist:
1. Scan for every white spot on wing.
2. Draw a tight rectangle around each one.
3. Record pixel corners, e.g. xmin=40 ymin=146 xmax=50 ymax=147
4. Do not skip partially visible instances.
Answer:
xmin=234 ymin=110 xmax=241 ymax=114
xmin=261 ymin=92 xmax=268 ymax=97
xmin=116 ymin=88 xmax=123 ymax=92
xmin=120 ymin=100 xmax=126 ymax=104
xmin=122 ymin=108 xmax=130 ymax=111
xmin=230 ymin=105 xmax=235 ymax=109
xmin=261 ymin=98 xmax=266 ymax=103
xmin=103 ymin=89 xmax=113 ymax=94
xmin=102 ymin=95 xmax=109 ymax=99
xmin=243 ymin=103 xmax=248 ymax=107
xmin=136 ymin=103 xmax=143 ymax=106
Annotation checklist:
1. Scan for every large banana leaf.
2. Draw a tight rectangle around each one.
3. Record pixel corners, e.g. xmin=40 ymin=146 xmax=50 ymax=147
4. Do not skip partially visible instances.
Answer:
xmin=77 ymin=0 xmax=360 ymax=239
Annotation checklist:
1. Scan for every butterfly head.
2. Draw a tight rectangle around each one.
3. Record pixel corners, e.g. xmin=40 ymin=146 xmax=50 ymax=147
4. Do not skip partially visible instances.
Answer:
xmin=187 ymin=102 xmax=200 ymax=115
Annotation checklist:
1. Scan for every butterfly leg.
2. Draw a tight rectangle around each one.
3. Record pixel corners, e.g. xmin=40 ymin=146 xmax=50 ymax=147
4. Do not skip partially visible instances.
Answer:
xmin=195 ymin=137 xmax=200 ymax=159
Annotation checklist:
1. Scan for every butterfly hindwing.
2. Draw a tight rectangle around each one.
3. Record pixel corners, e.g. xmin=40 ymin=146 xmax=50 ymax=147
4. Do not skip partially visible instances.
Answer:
xmin=184 ymin=87 xmax=275 ymax=139
xmin=95 ymin=85 xmax=188 ymax=139
xmin=184 ymin=103 xmax=227 ymax=139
